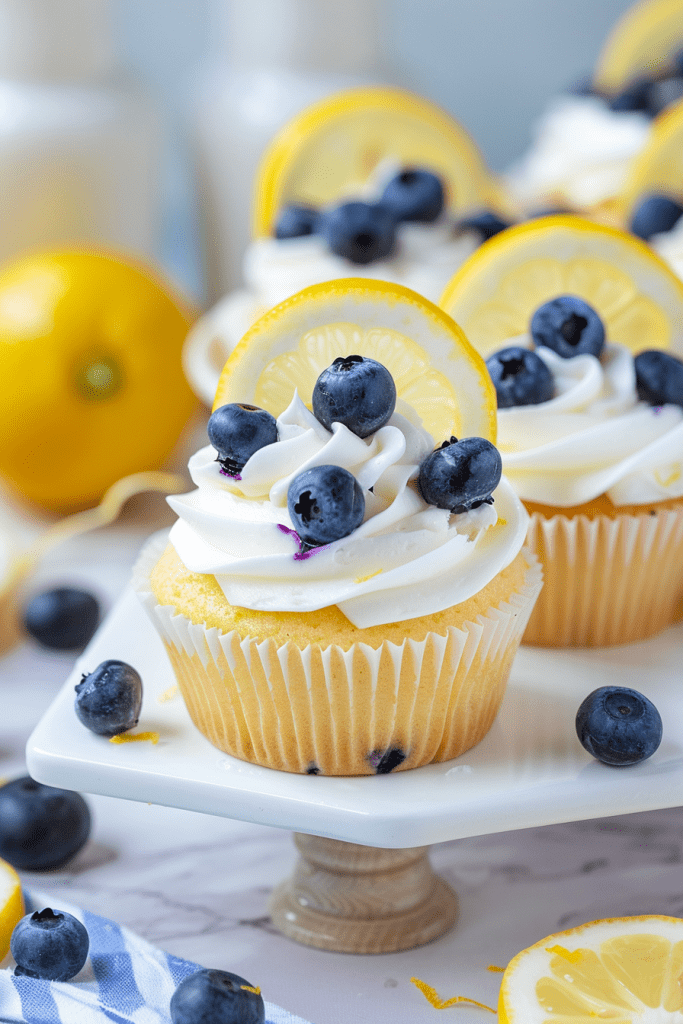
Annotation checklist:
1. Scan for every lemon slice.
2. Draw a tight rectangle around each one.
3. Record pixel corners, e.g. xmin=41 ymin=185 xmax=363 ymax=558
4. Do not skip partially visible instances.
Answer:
xmin=439 ymin=215 xmax=683 ymax=357
xmin=594 ymin=0 xmax=683 ymax=94
xmin=0 ymin=857 xmax=24 ymax=961
xmin=214 ymin=278 xmax=496 ymax=444
xmin=620 ymin=97 xmax=683 ymax=216
xmin=499 ymin=915 xmax=683 ymax=1023
xmin=252 ymin=86 xmax=502 ymax=238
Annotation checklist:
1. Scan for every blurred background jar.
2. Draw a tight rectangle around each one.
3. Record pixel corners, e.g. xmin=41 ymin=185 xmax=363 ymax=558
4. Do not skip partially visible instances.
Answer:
xmin=0 ymin=0 xmax=160 ymax=265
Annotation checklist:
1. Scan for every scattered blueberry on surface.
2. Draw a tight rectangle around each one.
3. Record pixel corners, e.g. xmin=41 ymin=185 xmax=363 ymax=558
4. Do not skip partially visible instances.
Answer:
xmin=634 ymin=349 xmax=683 ymax=408
xmin=288 ymin=465 xmax=365 ymax=548
xmin=531 ymin=295 xmax=605 ymax=359
xmin=274 ymin=203 xmax=319 ymax=239
xmin=11 ymin=908 xmax=89 ymax=981
xmin=576 ymin=686 xmax=663 ymax=767
xmin=170 ymin=968 xmax=265 ymax=1024
xmin=23 ymin=587 xmax=100 ymax=651
xmin=486 ymin=346 xmax=555 ymax=408
xmin=208 ymin=403 xmax=278 ymax=476
xmin=457 ymin=210 xmax=511 ymax=242
xmin=0 ymin=777 xmax=90 ymax=871
xmin=380 ymin=168 xmax=444 ymax=223
xmin=418 ymin=436 xmax=502 ymax=514
xmin=312 ymin=354 xmax=396 ymax=438
xmin=75 ymin=659 xmax=142 ymax=737
xmin=320 ymin=201 xmax=396 ymax=264
xmin=630 ymin=193 xmax=683 ymax=240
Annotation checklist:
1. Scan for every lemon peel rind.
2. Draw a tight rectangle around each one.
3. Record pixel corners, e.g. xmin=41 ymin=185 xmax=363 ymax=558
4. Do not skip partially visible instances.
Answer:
xmin=213 ymin=277 xmax=497 ymax=444
xmin=594 ymin=0 xmax=683 ymax=93
xmin=620 ymin=96 xmax=683 ymax=215
xmin=252 ymin=86 xmax=498 ymax=238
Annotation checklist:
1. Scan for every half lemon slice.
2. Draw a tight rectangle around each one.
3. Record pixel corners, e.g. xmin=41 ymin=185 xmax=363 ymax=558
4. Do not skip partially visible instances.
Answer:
xmin=0 ymin=857 xmax=24 ymax=961
xmin=439 ymin=215 xmax=683 ymax=356
xmin=620 ymin=97 xmax=683 ymax=216
xmin=499 ymin=915 xmax=683 ymax=1023
xmin=213 ymin=278 xmax=496 ymax=444
xmin=594 ymin=0 xmax=683 ymax=94
xmin=252 ymin=86 xmax=502 ymax=238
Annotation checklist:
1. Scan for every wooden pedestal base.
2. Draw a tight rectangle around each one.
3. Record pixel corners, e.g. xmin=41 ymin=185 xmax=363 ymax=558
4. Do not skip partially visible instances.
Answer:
xmin=269 ymin=833 xmax=458 ymax=954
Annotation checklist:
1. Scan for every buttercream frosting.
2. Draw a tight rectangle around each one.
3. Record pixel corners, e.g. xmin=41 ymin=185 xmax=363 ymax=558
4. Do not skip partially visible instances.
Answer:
xmin=497 ymin=339 xmax=683 ymax=507
xmin=168 ymin=393 xmax=528 ymax=629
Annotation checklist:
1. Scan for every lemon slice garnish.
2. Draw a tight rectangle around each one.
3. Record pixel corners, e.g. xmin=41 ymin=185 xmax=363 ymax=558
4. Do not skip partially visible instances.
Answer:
xmin=252 ymin=86 xmax=503 ymax=238
xmin=213 ymin=278 xmax=496 ymax=444
xmin=439 ymin=215 xmax=683 ymax=357
xmin=594 ymin=0 xmax=683 ymax=94
xmin=498 ymin=915 xmax=683 ymax=1023
xmin=0 ymin=857 xmax=24 ymax=961
xmin=620 ymin=97 xmax=683 ymax=217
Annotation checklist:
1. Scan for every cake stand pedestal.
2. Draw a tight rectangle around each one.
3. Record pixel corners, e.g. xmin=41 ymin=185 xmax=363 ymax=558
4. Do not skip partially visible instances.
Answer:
xmin=26 ymin=585 xmax=683 ymax=955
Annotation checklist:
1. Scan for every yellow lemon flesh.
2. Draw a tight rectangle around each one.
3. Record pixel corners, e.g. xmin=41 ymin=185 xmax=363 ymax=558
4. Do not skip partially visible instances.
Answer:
xmin=0 ymin=251 xmax=197 ymax=513
xmin=594 ymin=0 xmax=683 ymax=94
xmin=620 ymin=97 xmax=683 ymax=216
xmin=252 ymin=86 xmax=503 ymax=238
xmin=214 ymin=278 xmax=496 ymax=444
xmin=0 ymin=858 xmax=23 ymax=962
xmin=499 ymin=915 xmax=683 ymax=1023
xmin=439 ymin=215 xmax=683 ymax=358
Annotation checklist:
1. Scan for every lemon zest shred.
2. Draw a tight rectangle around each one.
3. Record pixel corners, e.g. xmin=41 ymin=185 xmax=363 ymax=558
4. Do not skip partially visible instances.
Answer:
xmin=109 ymin=732 xmax=159 ymax=745
xmin=486 ymin=965 xmax=506 ymax=973
xmin=545 ymin=944 xmax=583 ymax=964
xmin=354 ymin=568 xmax=383 ymax=585
xmin=410 ymin=977 xmax=495 ymax=1013
xmin=157 ymin=685 xmax=179 ymax=703
xmin=240 ymin=985 xmax=261 ymax=995
xmin=496 ymin=517 xmax=507 ymax=527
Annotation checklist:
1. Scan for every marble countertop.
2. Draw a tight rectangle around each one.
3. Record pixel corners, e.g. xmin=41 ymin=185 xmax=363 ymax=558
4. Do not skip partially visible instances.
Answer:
xmin=1 ymin=494 xmax=682 ymax=1024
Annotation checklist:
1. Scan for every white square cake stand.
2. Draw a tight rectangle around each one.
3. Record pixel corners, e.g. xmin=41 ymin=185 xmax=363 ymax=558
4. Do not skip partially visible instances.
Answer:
xmin=26 ymin=585 xmax=683 ymax=954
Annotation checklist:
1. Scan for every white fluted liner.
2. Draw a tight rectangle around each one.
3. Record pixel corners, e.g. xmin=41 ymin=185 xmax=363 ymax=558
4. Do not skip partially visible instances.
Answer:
xmin=133 ymin=534 xmax=542 ymax=776
xmin=524 ymin=504 xmax=683 ymax=647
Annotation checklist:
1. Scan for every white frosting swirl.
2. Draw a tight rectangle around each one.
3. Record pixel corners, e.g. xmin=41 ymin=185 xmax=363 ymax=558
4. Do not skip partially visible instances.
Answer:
xmin=497 ymin=340 xmax=683 ymax=506
xmin=505 ymin=95 xmax=651 ymax=209
xmin=168 ymin=394 xmax=528 ymax=628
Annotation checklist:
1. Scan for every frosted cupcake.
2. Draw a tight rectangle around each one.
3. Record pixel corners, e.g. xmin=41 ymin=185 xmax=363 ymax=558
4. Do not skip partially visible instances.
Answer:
xmin=184 ymin=86 xmax=509 ymax=406
xmin=136 ymin=280 xmax=541 ymax=775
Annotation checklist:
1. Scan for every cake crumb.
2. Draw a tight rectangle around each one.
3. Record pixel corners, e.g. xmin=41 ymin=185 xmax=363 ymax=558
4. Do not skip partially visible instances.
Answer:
xmin=110 ymin=731 xmax=159 ymax=745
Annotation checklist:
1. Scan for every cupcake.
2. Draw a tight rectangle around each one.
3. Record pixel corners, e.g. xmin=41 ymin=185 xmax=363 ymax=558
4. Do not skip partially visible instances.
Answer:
xmin=440 ymin=217 xmax=683 ymax=647
xmin=135 ymin=279 xmax=541 ymax=775
xmin=184 ymin=86 xmax=510 ymax=406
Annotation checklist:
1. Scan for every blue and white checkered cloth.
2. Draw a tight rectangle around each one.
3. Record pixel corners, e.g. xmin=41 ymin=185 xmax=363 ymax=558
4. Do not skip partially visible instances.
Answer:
xmin=0 ymin=892 xmax=313 ymax=1024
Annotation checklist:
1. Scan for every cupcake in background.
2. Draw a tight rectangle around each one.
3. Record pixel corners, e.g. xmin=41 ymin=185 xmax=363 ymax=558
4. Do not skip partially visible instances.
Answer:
xmin=440 ymin=216 xmax=683 ymax=647
xmin=136 ymin=279 xmax=541 ymax=776
xmin=183 ymin=86 xmax=512 ymax=406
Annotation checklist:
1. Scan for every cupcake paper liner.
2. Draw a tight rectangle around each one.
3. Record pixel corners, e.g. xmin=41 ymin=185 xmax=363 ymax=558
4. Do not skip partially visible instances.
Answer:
xmin=523 ymin=505 xmax=683 ymax=647
xmin=133 ymin=534 xmax=542 ymax=776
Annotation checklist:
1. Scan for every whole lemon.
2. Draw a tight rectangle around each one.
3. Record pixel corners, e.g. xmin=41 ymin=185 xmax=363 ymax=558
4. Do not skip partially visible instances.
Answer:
xmin=0 ymin=250 xmax=198 ymax=512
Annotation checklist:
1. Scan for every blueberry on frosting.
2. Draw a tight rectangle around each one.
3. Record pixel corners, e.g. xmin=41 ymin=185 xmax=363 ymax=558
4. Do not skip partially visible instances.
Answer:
xmin=531 ymin=295 xmax=605 ymax=359
xmin=634 ymin=349 xmax=683 ymax=408
xmin=630 ymin=194 xmax=683 ymax=241
xmin=417 ymin=436 xmax=502 ymax=514
xmin=208 ymin=403 xmax=278 ymax=476
xmin=457 ymin=209 xmax=511 ymax=243
xmin=486 ymin=346 xmax=554 ymax=408
xmin=287 ymin=465 xmax=365 ymax=548
xmin=312 ymin=354 xmax=396 ymax=438
xmin=319 ymin=201 xmax=396 ymax=264
xmin=274 ymin=203 xmax=320 ymax=239
xmin=380 ymin=168 xmax=445 ymax=223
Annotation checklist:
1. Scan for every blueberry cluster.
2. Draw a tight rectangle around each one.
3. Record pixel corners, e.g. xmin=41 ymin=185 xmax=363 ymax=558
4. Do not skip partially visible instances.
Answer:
xmin=273 ymin=167 xmax=445 ymax=265
xmin=577 ymin=49 xmax=683 ymax=118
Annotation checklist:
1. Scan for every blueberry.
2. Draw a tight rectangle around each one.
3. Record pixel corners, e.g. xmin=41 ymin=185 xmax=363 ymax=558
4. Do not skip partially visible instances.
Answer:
xmin=417 ymin=436 xmax=502 ymax=514
xmin=171 ymin=969 xmax=265 ymax=1024
xmin=576 ymin=686 xmax=662 ymax=766
xmin=75 ymin=659 xmax=142 ymax=737
xmin=23 ymin=587 xmax=99 ymax=651
xmin=312 ymin=354 xmax=396 ymax=438
xmin=672 ymin=48 xmax=683 ymax=77
xmin=208 ymin=403 xmax=278 ymax=476
xmin=609 ymin=77 xmax=653 ymax=113
xmin=0 ymin=776 xmax=90 ymax=871
xmin=634 ymin=349 xmax=683 ymax=407
xmin=380 ymin=168 xmax=445 ymax=223
xmin=287 ymin=465 xmax=365 ymax=548
xmin=320 ymin=201 xmax=396 ymax=264
xmin=630 ymin=193 xmax=683 ymax=240
xmin=486 ymin=346 xmax=554 ymax=408
xmin=647 ymin=75 xmax=683 ymax=116
xmin=531 ymin=295 xmax=605 ymax=359
xmin=457 ymin=210 xmax=511 ymax=243
xmin=11 ymin=908 xmax=89 ymax=981
xmin=274 ymin=203 xmax=319 ymax=239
